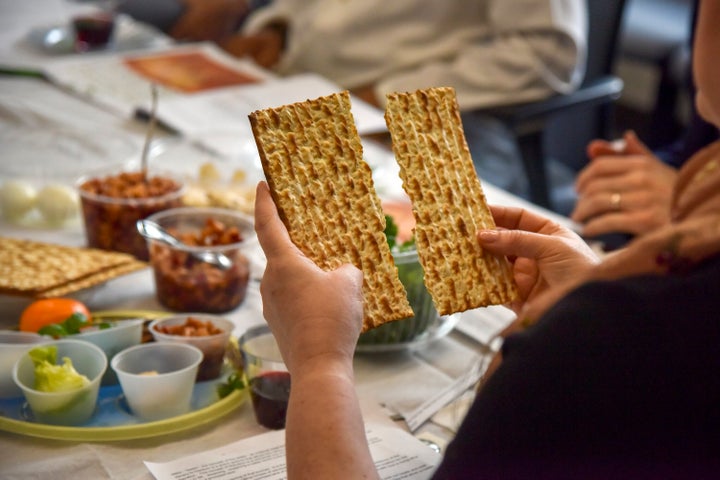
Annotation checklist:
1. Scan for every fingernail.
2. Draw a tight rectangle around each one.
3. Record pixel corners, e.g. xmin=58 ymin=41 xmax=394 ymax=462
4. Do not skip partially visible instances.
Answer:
xmin=478 ymin=230 xmax=499 ymax=242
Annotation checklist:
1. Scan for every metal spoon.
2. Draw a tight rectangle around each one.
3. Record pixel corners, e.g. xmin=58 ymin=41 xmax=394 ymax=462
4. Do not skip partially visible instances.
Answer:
xmin=136 ymin=219 xmax=233 ymax=270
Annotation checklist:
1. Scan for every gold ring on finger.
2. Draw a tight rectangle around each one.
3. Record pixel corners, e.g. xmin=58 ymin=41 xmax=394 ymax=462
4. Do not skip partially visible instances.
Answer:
xmin=610 ymin=192 xmax=622 ymax=211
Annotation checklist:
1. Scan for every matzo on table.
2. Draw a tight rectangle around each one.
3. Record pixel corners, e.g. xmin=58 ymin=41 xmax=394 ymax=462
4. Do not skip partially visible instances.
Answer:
xmin=0 ymin=237 xmax=146 ymax=298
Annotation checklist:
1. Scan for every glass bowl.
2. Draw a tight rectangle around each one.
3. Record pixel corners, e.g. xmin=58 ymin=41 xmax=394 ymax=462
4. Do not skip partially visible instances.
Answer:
xmin=144 ymin=207 xmax=255 ymax=313
xmin=76 ymin=165 xmax=185 ymax=260
xmin=357 ymin=248 xmax=458 ymax=349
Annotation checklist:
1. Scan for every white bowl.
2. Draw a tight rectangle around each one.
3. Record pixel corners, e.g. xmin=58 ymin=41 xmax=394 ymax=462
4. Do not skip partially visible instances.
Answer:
xmin=75 ymin=318 xmax=143 ymax=385
xmin=0 ymin=331 xmax=50 ymax=398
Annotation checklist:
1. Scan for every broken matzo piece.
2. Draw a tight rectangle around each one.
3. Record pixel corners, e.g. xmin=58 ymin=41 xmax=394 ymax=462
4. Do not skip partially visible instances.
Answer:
xmin=384 ymin=86 xmax=519 ymax=315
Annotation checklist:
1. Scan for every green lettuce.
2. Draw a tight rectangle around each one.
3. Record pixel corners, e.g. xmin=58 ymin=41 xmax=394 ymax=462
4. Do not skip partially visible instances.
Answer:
xmin=28 ymin=345 xmax=90 ymax=393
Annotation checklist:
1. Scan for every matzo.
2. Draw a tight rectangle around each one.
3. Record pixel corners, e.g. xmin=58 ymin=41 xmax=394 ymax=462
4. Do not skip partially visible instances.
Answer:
xmin=249 ymin=91 xmax=413 ymax=331
xmin=0 ymin=237 xmax=146 ymax=297
xmin=384 ymin=87 xmax=518 ymax=315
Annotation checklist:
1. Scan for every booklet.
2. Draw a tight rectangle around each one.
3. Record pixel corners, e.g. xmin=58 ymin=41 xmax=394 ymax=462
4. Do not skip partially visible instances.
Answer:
xmin=41 ymin=43 xmax=388 ymax=157
xmin=153 ymin=71 xmax=389 ymax=157
xmin=144 ymin=424 xmax=440 ymax=480
xmin=41 ymin=43 xmax=267 ymax=116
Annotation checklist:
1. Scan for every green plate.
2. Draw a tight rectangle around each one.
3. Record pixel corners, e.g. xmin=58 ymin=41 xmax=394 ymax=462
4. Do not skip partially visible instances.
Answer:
xmin=0 ymin=386 xmax=245 ymax=442
xmin=0 ymin=310 xmax=246 ymax=441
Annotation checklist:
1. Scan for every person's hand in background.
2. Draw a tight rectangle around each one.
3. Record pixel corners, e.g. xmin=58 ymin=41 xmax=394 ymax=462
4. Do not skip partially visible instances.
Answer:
xmin=571 ymin=130 xmax=678 ymax=238
xmin=350 ymin=85 xmax=380 ymax=108
xmin=218 ymin=25 xmax=285 ymax=69
xmin=170 ymin=0 xmax=249 ymax=42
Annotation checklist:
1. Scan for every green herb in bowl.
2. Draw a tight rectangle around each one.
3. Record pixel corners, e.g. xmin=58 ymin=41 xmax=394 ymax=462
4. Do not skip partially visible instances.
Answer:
xmin=29 ymin=345 xmax=90 ymax=392
xmin=357 ymin=215 xmax=437 ymax=346
xmin=37 ymin=312 xmax=112 ymax=339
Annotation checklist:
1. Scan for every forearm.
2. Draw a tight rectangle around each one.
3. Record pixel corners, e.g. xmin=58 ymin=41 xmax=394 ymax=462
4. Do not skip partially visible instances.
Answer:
xmin=285 ymin=359 xmax=379 ymax=480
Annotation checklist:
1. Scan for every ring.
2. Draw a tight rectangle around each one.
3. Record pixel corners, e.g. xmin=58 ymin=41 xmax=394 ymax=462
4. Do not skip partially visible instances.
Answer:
xmin=610 ymin=192 xmax=622 ymax=211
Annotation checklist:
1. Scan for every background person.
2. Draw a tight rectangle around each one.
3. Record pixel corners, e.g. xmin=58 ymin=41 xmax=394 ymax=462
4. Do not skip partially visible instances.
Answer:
xmin=570 ymin=0 xmax=719 ymax=249
xmin=115 ymin=0 xmax=272 ymax=42
xmin=222 ymin=0 xmax=587 ymax=200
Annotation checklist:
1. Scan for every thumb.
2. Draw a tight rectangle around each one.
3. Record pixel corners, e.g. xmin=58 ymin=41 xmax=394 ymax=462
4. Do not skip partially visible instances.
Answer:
xmin=586 ymin=139 xmax=617 ymax=159
xmin=332 ymin=263 xmax=364 ymax=291
xmin=254 ymin=181 xmax=298 ymax=261
xmin=622 ymin=130 xmax=653 ymax=155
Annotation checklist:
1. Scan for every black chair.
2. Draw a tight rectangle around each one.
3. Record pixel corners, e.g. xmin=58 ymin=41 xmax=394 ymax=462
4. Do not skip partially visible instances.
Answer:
xmin=618 ymin=0 xmax=694 ymax=149
xmin=480 ymin=0 xmax=627 ymax=210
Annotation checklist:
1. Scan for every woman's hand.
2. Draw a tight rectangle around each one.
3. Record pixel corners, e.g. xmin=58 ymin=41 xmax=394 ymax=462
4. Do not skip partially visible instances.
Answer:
xmin=218 ymin=26 xmax=285 ymax=69
xmin=170 ymin=0 xmax=249 ymax=42
xmin=254 ymin=182 xmax=364 ymax=374
xmin=571 ymin=130 xmax=677 ymax=237
xmin=255 ymin=182 xmax=379 ymax=479
xmin=478 ymin=205 xmax=600 ymax=315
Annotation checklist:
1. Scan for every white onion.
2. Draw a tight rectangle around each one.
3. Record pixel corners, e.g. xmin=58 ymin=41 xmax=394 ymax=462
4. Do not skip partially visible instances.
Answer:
xmin=0 ymin=180 xmax=37 ymax=220
xmin=36 ymin=184 xmax=79 ymax=224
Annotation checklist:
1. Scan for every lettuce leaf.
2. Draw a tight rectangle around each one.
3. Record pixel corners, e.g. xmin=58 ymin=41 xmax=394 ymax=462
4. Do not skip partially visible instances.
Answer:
xmin=28 ymin=345 xmax=90 ymax=392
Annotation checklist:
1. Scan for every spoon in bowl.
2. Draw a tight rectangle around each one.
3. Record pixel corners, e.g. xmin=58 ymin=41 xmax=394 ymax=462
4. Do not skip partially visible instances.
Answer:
xmin=136 ymin=219 xmax=233 ymax=270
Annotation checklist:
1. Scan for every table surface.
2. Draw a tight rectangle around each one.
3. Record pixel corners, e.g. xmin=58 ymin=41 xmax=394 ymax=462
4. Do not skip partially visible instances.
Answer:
xmin=0 ymin=2 xmax=574 ymax=478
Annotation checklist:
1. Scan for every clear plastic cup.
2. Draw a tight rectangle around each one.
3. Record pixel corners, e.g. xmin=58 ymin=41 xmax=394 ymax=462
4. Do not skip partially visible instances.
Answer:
xmin=149 ymin=314 xmax=234 ymax=381
xmin=76 ymin=166 xmax=185 ymax=260
xmin=144 ymin=207 xmax=255 ymax=312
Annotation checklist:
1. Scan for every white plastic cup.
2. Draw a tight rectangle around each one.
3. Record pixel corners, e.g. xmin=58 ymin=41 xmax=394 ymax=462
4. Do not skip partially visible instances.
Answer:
xmin=13 ymin=339 xmax=107 ymax=425
xmin=111 ymin=342 xmax=202 ymax=421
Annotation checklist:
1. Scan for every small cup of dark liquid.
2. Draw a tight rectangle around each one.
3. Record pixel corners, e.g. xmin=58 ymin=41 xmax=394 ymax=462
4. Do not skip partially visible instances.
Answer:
xmin=72 ymin=12 xmax=116 ymax=52
xmin=239 ymin=324 xmax=291 ymax=430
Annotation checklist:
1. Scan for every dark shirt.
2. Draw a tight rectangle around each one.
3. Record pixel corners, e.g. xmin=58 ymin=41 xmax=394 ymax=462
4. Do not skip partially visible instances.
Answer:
xmin=433 ymin=254 xmax=720 ymax=479
xmin=656 ymin=109 xmax=719 ymax=169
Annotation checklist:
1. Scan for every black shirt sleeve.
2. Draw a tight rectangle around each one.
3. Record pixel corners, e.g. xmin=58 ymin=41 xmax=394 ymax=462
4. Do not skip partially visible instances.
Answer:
xmin=432 ymin=255 xmax=720 ymax=479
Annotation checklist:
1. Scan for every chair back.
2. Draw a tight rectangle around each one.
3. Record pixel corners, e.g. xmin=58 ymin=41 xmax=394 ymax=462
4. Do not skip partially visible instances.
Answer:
xmin=584 ymin=0 xmax=627 ymax=83
xmin=544 ymin=0 xmax=627 ymax=174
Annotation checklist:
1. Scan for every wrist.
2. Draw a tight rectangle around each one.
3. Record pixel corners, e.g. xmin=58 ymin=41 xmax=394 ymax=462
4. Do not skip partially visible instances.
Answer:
xmin=289 ymin=351 xmax=355 ymax=382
